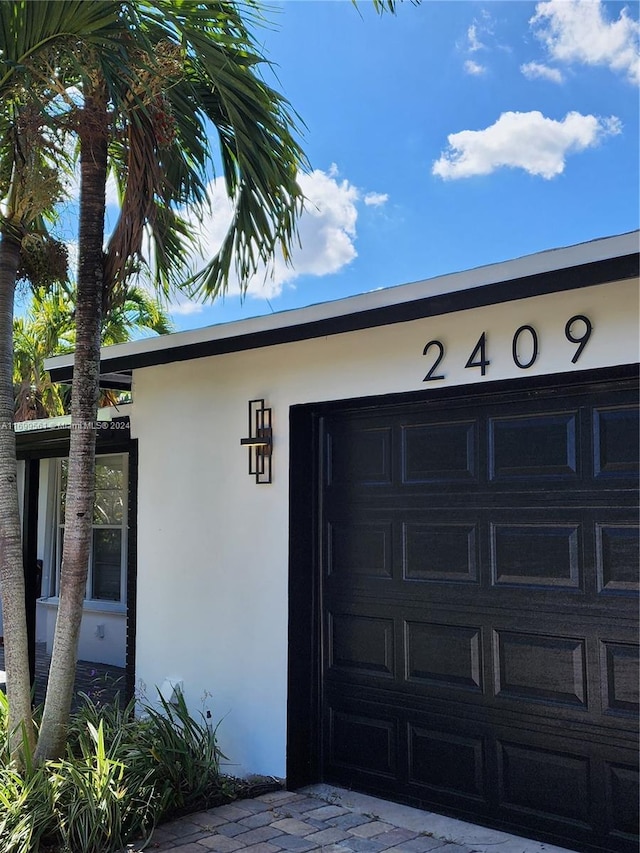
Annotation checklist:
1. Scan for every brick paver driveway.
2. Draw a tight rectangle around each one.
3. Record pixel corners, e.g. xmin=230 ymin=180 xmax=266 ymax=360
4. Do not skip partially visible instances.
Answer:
xmin=146 ymin=786 xmax=576 ymax=853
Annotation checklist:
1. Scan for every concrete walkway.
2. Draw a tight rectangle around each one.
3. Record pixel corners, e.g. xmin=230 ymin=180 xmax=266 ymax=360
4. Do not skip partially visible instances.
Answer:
xmin=146 ymin=784 xmax=576 ymax=853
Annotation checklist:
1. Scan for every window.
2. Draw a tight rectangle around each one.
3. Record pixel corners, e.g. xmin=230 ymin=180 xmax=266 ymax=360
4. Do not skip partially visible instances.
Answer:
xmin=56 ymin=454 xmax=127 ymax=604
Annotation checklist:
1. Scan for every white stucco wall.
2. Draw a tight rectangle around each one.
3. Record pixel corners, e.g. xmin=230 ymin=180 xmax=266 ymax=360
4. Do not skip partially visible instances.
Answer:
xmin=131 ymin=277 xmax=638 ymax=778
xmin=39 ymin=600 xmax=125 ymax=666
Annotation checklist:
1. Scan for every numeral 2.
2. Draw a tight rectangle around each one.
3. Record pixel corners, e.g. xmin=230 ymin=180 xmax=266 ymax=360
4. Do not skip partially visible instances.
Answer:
xmin=423 ymin=340 xmax=445 ymax=381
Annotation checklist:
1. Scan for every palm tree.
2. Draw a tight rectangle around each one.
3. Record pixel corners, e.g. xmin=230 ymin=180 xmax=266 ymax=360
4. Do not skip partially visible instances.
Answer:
xmin=13 ymin=285 xmax=173 ymax=420
xmin=0 ymin=1 xmax=145 ymax=756
xmin=2 ymin=0 xmax=402 ymax=762
xmin=1 ymin=0 xmax=306 ymax=762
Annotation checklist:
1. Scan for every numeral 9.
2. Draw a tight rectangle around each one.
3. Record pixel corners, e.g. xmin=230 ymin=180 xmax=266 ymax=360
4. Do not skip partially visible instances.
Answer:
xmin=565 ymin=315 xmax=592 ymax=363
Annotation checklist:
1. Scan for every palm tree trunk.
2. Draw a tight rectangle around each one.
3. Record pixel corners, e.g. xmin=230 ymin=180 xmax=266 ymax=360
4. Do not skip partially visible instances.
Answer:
xmin=0 ymin=232 xmax=36 ymax=759
xmin=35 ymin=94 xmax=108 ymax=762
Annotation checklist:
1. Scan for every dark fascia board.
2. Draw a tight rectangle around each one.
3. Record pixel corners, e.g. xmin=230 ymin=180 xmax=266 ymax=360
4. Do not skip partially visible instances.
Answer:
xmin=16 ymin=417 xmax=132 ymax=458
xmin=99 ymin=372 xmax=132 ymax=391
xmin=49 ymin=251 xmax=639 ymax=384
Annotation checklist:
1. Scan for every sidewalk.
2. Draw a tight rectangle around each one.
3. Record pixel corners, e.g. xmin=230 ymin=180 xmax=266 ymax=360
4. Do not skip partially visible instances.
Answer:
xmin=145 ymin=784 xmax=576 ymax=853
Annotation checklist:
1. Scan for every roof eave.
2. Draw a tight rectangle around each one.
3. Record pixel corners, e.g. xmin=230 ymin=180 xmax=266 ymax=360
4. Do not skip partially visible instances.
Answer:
xmin=47 ymin=234 xmax=640 ymax=384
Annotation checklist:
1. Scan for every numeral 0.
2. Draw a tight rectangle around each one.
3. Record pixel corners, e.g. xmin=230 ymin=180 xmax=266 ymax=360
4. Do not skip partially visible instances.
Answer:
xmin=512 ymin=325 xmax=538 ymax=369
xmin=565 ymin=315 xmax=592 ymax=363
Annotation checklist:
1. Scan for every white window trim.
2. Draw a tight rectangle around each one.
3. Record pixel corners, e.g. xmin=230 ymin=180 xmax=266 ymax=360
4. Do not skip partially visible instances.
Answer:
xmin=39 ymin=596 xmax=126 ymax=615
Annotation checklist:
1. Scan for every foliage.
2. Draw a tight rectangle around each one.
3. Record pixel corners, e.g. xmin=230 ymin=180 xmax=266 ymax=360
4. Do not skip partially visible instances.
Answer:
xmin=13 ymin=285 xmax=173 ymax=420
xmin=0 ymin=763 xmax=56 ymax=853
xmin=0 ymin=685 xmax=233 ymax=853
xmin=0 ymin=0 xmax=407 ymax=767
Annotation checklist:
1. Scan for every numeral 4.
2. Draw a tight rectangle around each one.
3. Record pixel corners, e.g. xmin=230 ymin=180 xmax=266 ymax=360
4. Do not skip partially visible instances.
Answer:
xmin=465 ymin=332 xmax=490 ymax=376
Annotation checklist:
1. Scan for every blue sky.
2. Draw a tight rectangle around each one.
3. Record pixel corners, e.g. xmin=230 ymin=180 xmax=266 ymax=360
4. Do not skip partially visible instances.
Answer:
xmin=65 ymin=1 xmax=640 ymax=332
xmin=164 ymin=0 xmax=639 ymax=332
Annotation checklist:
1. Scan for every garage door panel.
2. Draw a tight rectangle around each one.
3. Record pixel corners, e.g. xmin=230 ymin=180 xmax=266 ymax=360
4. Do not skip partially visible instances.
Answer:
xmin=492 ymin=629 xmax=587 ymax=709
xmin=319 ymin=381 xmax=639 ymax=852
xmin=488 ymin=411 xmax=579 ymax=481
xmin=328 ymin=707 xmax=398 ymax=779
xmin=604 ymin=762 xmax=640 ymax=842
xmin=329 ymin=612 xmax=395 ymax=678
xmin=405 ymin=621 xmax=483 ymax=692
xmin=496 ymin=739 xmax=592 ymax=828
xmin=325 ymin=610 xmax=639 ymax=733
xmin=600 ymin=641 xmax=639 ymax=717
xmin=593 ymin=406 xmax=639 ymax=479
xmin=325 ymin=508 xmax=636 ymax=607
xmin=326 ymin=425 xmax=393 ymax=487
xmin=401 ymin=420 xmax=478 ymax=484
xmin=408 ymin=724 xmax=487 ymax=802
xmin=325 ymin=694 xmax=638 ymax=846
xmin=402 ymin=521 xmax=479 ymax=582
xmin=489 ymin=521 xmax=581 ymax=588
xmin=327 ymin=520 xmax=393 ymax=579
xmin=596 ymin=523 xmax=640 ymax=594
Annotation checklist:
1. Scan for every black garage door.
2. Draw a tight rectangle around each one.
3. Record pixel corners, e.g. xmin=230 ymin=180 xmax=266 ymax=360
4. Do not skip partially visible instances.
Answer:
xmin=318 ymin=377 xmax=638 ymax=853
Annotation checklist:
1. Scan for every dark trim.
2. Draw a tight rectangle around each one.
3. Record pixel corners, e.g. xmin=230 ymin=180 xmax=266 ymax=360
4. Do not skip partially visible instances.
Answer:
xmin=125 ymin=440 xmax=138 ymax=705
xmin=22 ymin=458 xmax=40 ymax=688
xmin=50 ymin=253 xmax=639 ymax=382
xmin=99 ymin=372 xmax=132 ymax=391
xmin=16 ymin=416 xmax=132 ymax=459
xmin=293 ymin=362 xmax=640 ymax=419
xmin=285 ymin=361 xmax=639 ymax=791
xmin=286 ymin=405 xmax=322 ymax=789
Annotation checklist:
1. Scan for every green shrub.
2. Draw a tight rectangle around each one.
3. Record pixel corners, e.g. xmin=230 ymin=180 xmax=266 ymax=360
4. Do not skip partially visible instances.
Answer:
xmin=0 ymin=684 xmax=232 ymax=852
xmin=0 ymin=762 xmax=56 ymax=853
xmin=0 ymin=692 xmax=56 ymax=852
xmin=129 ymin=691 xmax=231 ymax=816
xmin=51 ymin=721 xmax=127 ymax=852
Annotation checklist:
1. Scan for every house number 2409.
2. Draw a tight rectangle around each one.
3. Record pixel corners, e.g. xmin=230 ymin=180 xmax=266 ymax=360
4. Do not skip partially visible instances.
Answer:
xmin=422 ymin=314 xmax=593 ymax=381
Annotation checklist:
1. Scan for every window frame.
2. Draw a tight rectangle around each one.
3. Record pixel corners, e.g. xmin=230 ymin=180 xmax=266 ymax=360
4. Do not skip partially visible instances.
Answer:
xmin=55 ymin=452 xmax=128 ymax=608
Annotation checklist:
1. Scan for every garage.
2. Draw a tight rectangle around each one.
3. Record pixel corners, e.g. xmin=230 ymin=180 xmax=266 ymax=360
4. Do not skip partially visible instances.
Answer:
xmin=46 ymin=232 xmax=638 ymax=851
xmin=288 ymin=366 xmax=639 ymax=853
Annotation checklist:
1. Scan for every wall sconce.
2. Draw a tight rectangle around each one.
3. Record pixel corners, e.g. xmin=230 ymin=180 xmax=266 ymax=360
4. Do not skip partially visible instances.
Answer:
xmin=240 ymin=399 xmax=273 ymax=484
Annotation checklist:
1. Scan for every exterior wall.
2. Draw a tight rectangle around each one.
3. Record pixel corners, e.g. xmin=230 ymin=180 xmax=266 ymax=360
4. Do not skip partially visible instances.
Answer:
xmin=39 ymin=600 xmax=126 ymax=666
xmin=131 ymin=277 xmax=638 ymax=779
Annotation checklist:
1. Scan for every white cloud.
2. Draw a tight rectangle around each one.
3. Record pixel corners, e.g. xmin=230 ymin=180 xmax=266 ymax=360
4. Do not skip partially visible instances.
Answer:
xmin=461 ymin=12 xmax=499 ymax=75
xmin=531 ymin=0 xmax=640 ymax=84
xmin=364 ymin=191 xmax=389 ymax=207
xmin=432 ymin=110 xmax=622 ymax=180
xmin=170 ymin=301 xmax=205 ymax=316
xmin=63 ymin=164 xmax=119 ymax=207
xmin=467 ymin=23 xmax=485 ymax=53
xmin=186 ymin=165 xmax=382 ymax=299
xmin=465 ymin=60 xmax=487 ymax=76
xmin=64 ymin=160 xmax=388 ymax=302
xmin=105 ymin=172 xmax=120 ymax=207
xmin=520 ymin=61 xmax=564 ymax=83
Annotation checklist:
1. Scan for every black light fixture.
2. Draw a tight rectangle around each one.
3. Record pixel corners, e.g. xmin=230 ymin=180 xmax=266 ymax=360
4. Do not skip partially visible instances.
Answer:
xmin=240 ymin=399 xmax=273 ymax=484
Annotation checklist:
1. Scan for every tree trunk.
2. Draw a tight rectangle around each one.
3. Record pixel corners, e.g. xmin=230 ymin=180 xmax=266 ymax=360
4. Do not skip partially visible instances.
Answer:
xmin=0 ymin=232 xmax=36 ymax=759
xmin=35 ymin=95 xmax=108 ymax=762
